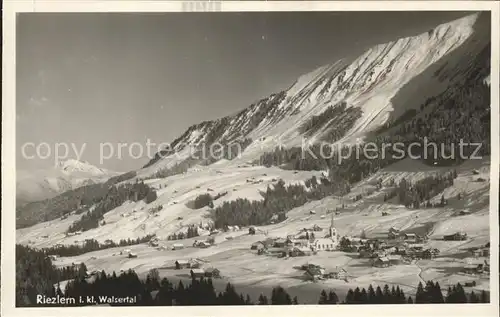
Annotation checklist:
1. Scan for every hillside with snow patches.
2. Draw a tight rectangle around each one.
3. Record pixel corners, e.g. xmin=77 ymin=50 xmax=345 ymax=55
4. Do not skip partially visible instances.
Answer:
xmin=16 ymin=13 xmax=491 ymax=302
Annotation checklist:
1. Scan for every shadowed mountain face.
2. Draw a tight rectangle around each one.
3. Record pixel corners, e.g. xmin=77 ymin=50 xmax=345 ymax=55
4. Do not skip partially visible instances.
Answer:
xmin=139 ymin=13 xmax=490 ymax=176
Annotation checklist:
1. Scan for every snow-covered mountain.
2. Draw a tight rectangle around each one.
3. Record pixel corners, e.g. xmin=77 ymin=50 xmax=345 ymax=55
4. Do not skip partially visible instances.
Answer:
xmin=17 ymin=13 xmax=490 ymax=233
xmin=16 ymin=159 xmax=118 ymax=206
xmin=139 ymin=13 xmax=489 ymax=178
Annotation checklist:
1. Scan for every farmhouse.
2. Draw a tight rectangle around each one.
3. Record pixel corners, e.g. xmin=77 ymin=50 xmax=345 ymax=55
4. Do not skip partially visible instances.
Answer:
xmin=372 ymin=257 xmax=390 ymax=268
xmin=273 ymin=238 xmax=287 ymax=248
xmin=204 ymin=267 xmax=221 ymax=278
xmin=172 ymin=243 xmax=184 ymax=250
xmin=149 ymin=240 xmax=159 ymax=247
xmin=359 ymin=249 xmax=375 ymax=258
xmin=388 ymin=227 xmax=401 ymax=239
xmin=266 ymin=247 xmax=287 ymax=257
xmin=406 ymin=243 xmax=425 ymax=250
xmin=327 ymin=267 xmax=348 ymax=280
xmin=193 ymin=241 xmax=211 ymax=248
xmin=387 ymin=254 xmax=402 ymax=265
xmin=189 ymin=259 xmax=201 ymax=268
xmin=312 ymin=224 xmax=322 ymax=232
xmin=175 ymin=260 xmax=190 ymax=269
xmin=443 ymin=232 xmax=467 ymax=241
xmin=251 ymin=241 xmax=265 ymax=250
xmin=463 ymin=258 xmax=486 ymax=274
xmin=288 ymin=246 xmax=313 ymax=257
xmin=286 ymin=238 xmax=304 ymax=247
xmin=401 ymin=233 xmax=421 ymax=243
xmin=304 ymin=267 xmax=324 ymax=281
xmin=422 ymin=248 xmax=440 ymax=259
xmin=190 ymin=268 xmax=205 ymax=278
xmin=471 ymin=248 xmax=490 ymax=257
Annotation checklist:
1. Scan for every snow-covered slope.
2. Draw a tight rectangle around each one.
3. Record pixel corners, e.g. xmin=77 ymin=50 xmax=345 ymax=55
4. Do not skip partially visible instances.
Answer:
xmin=138 ymin=13 xmax=489 ymax=178
xmin=16 ymin=159 xmax=118 ymax=205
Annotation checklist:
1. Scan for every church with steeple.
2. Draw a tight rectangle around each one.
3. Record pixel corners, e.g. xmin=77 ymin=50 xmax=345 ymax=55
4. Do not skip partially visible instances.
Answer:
xmin=311 ymin=213 xmax=340 ymax=251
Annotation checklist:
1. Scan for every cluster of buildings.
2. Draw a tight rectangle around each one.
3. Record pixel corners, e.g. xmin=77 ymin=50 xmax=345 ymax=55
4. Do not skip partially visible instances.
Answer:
xmin=337 ymin=227 xmax=442 ymax=267
xmin=300 ymin=263 xmax=348 ymax=282
xmin=174 ymin=258 xmax=221 ymax=278
xmin=250 ymin=215 xmax=340 ymax=257
xmin=443 ymin=232 xmax=468 ymax=241
xmin=462 ymin=243 xmax=490 ymax=274
xmin=387 ymin=227 xmax=428 ymax=242
xmin=463 ymin=258 xmax=490 ymax=274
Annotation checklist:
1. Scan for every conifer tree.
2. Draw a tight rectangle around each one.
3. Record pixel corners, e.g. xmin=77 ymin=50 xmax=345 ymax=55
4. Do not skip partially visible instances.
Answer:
xmin=469 ymin=291 xmax=479 ymax=303
xmin=415 ymin=282 xmax=425 ymax=303
xmin=344 ymin=289 xmax=355 ymax=304
xmin=360 ymin=288 xmax=368 ymax=304
xmin=433 ymin=282 xmax=444 ymax=303
xmin=318 ymin=290 xmax=328 ymax=304
xmin=328 ymin=290 xmax=339 ymax=304
xmin=367 ymin=285 xmax=376 ymax=304
xmin=258 ymin=294 xmax=268 ymax=305
xmin=353 ymin=287 xmax=362 ymax=304
xmin=480 ymin=290 xmax=489 ymax=303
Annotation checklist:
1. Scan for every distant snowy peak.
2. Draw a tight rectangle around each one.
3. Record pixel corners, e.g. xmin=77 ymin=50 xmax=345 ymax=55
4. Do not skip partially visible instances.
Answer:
xmin=142 ymin=13 xmax=488 ymax=174
xmin=17 ymin=161 xmax=118 ymax=205
xmin=56 ymin=159 xmax=110 ymax=176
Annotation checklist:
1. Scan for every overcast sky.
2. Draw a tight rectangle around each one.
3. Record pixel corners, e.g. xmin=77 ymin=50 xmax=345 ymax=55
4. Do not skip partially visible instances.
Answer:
xmin=16 ymin=11 xmax=474 ymax=172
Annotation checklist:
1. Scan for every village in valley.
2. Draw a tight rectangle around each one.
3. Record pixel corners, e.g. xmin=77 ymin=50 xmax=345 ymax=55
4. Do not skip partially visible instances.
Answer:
xmin=43 ymin=183 xmax=491 ymax=303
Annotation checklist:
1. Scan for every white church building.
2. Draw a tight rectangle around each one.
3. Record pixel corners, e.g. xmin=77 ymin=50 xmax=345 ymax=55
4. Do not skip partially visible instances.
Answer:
xmin=311 ymin=214 xmax=340 ymax=251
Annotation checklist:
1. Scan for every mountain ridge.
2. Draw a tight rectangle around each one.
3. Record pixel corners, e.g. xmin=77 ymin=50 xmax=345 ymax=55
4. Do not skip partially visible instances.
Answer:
xmin=139 ymin=13 xmax=487 ymax=177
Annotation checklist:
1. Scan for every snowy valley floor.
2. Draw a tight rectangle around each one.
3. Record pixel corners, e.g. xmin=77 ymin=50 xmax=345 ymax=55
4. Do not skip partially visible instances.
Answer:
xmin=16 ymin=157 xmax=491 ymax=303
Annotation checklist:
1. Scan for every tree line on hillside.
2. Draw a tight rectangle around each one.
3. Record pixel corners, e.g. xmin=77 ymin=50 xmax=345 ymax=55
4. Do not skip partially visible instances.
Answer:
xmin=16 ymin=171 xmax=138 ymax=229
xmin=167 ymin=225 xmax=200 ymax=241
xmin=339 ymin=280 xmax=488 ymax=304
xmin=148 ymin=162 xmax=192 ymax=179
xmin=67 ymin=181 xmax=157 ymax=233
xmin=300 ymin=101 xmax=363 ymax=143
xmin=209 ymin=178 xmax=350 ymax=228
xmin=16 ymin=245 xmax=87 ymax=306
xmin=186 ymin=192 xmax=228 ymax=210
xmin=42 ymin=235 xmax=156 ymax=257
xmin=392 ymin=45 xmax=490 ymax=161
xmin=255 ymin=47 xmax=490 ymax=187
xmin=187 ymin=193 xmax=214 ymax=209
xmin=383 ymin=170 xmax=457 ymax=208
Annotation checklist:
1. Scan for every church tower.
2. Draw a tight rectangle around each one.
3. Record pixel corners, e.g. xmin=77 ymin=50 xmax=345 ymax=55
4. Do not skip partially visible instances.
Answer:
xmin=329 ymin=213 xmax=338 ymax=245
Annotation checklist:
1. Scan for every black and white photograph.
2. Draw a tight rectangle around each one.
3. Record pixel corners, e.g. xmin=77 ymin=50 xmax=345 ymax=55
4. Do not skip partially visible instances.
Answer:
xmin=1 ymin=1 xmax=499 ymax=316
